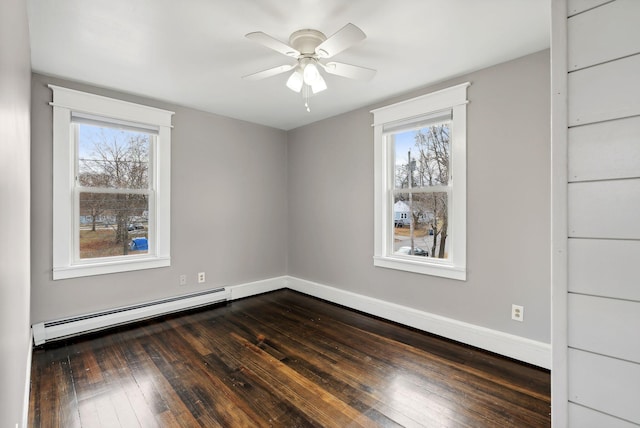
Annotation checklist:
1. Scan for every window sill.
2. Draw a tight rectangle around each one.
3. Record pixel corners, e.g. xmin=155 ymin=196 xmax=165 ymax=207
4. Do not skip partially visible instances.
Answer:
xmin=53 ymin=256 xmax=170 ymax=280
xmin=373 ymin=255 xmax=466 ymax=281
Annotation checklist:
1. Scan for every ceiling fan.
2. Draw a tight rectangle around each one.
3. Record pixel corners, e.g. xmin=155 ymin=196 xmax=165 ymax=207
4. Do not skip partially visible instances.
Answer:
xmin=243 ymin=23 xmax=376 ymax=112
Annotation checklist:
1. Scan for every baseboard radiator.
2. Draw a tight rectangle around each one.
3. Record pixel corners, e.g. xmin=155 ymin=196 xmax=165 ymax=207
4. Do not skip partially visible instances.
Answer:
xmin=32 ymin=287 xmax=230 ymax=345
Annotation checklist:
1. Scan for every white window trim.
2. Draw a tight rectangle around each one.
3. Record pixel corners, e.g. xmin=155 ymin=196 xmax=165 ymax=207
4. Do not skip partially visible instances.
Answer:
xmin=371 ymin=82 xmax=469 ymax=281
xmin=50 ymin=85 xmax=174 ymax=280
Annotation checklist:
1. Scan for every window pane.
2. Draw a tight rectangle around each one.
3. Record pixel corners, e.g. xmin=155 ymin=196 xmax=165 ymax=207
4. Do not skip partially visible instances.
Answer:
xmin=79 ymin=192 xmax=149 ymax=259
xmin=393 ymin=122 xmax=450 ymax=189
xmin=78 ymin=123 xmax=151 ymax=190
xmin=393 ymin=192 xmax=449 ymax=259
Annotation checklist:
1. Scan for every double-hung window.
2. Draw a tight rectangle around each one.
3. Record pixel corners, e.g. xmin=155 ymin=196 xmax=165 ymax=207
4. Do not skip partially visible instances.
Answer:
xmin=50 ymin=86 xmax=174 ymax=279
xmin=372 ymin=83 xmax=469 ymax=280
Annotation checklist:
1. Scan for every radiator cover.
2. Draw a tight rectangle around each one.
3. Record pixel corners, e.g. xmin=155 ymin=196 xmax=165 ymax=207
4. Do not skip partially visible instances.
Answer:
xmin=32 ymin=287 xmax=229 ymax=345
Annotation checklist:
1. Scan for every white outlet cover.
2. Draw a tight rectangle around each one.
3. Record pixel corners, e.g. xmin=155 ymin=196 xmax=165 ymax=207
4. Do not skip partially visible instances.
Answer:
xmin=511 ymin=304 xmax=524 ymax=322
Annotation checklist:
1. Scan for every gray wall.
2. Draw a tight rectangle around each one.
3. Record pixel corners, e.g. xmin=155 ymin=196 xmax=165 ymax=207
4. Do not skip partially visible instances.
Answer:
xmin=0 ymin=0 xmax=32 ymax=425
xmin=288 ymin=50 xmax=551 ymax=343
xmin=31 ymin=74 xmax=289 ymax=323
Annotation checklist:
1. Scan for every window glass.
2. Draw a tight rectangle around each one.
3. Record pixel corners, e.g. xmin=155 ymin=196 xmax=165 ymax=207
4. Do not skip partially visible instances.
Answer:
xmin=77 ymin=124 xmax=152 ymax=260
xmin=391 ymin=123 xmax=451 ymax=260
xmin=79 ymin=192 xmax=149 ymax=258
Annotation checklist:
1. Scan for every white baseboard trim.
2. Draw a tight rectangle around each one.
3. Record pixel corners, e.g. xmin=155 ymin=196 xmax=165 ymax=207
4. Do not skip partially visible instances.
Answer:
xmin=22 ymin=330 xmax=33 ymax=428
xmin=228 ymin=276 xmax=287 ymax=301
xmin=285 ymin=276 xmax=551 ymax=369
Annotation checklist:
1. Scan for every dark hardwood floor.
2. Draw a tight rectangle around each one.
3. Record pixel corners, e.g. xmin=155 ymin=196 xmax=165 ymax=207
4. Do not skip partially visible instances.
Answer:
xmin=29 ymin=290 xmax=550 ymax=427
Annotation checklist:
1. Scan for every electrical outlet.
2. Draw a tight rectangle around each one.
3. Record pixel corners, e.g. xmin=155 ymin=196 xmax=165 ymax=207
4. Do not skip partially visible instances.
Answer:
xmin=179 ymin=274 xmax=187 ymax=286
xmin=198 ymin=272 xmax=206 ymax=283
xmin=511 ymin=304 xmax=524 ymax=322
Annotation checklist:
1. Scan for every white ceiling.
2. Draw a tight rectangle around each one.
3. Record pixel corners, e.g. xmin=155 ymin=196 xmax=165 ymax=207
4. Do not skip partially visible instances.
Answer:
xmin=27 ymin=0 xmax=549 ymax=131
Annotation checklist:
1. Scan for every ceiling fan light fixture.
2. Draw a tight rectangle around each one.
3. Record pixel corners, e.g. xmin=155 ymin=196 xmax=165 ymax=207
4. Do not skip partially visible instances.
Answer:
xmin=311 ymin=74 xmax=327 ymax=94
xmin=302 ymin=61 xmax=320 ymax=85
xmin=286 ymin=68 xmax=303 ymax=92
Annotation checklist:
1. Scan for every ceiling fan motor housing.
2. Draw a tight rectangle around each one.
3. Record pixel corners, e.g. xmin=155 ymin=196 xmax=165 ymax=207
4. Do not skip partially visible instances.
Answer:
xmin=289 ymin=29 xmax=327 ymax=56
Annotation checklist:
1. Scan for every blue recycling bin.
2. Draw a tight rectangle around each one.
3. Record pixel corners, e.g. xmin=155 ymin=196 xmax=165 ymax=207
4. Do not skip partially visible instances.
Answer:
xmin=130 ymin=237 xmax=148 ymax=251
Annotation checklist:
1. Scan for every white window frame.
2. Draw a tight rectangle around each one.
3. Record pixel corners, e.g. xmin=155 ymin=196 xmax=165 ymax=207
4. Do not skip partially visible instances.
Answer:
xmin=371 ymin=82 xmax=469 ymax=280
xmin=50 ymin=85 xmax=174 ymax=280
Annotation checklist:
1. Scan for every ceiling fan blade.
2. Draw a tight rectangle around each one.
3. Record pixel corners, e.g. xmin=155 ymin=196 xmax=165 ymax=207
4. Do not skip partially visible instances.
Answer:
xmin=245 ymin=32 xmax=300 ymax=57
xmin=321 ymin=62 xmax=376 ymax=81
xmin=242 ymin=64 xmax=295 ymax=81
xmin=315 ymin=23 xmax=366 ymax=58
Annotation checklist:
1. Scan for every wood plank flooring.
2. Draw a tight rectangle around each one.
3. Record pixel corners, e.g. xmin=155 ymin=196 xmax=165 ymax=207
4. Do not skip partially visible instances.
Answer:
xmin=29 ymin=290 xmax=550 ymax=427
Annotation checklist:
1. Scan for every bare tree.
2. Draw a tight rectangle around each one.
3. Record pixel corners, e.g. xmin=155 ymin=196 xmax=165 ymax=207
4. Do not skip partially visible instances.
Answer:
xmin=413 ymin=124 xmax=450 ymax=258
